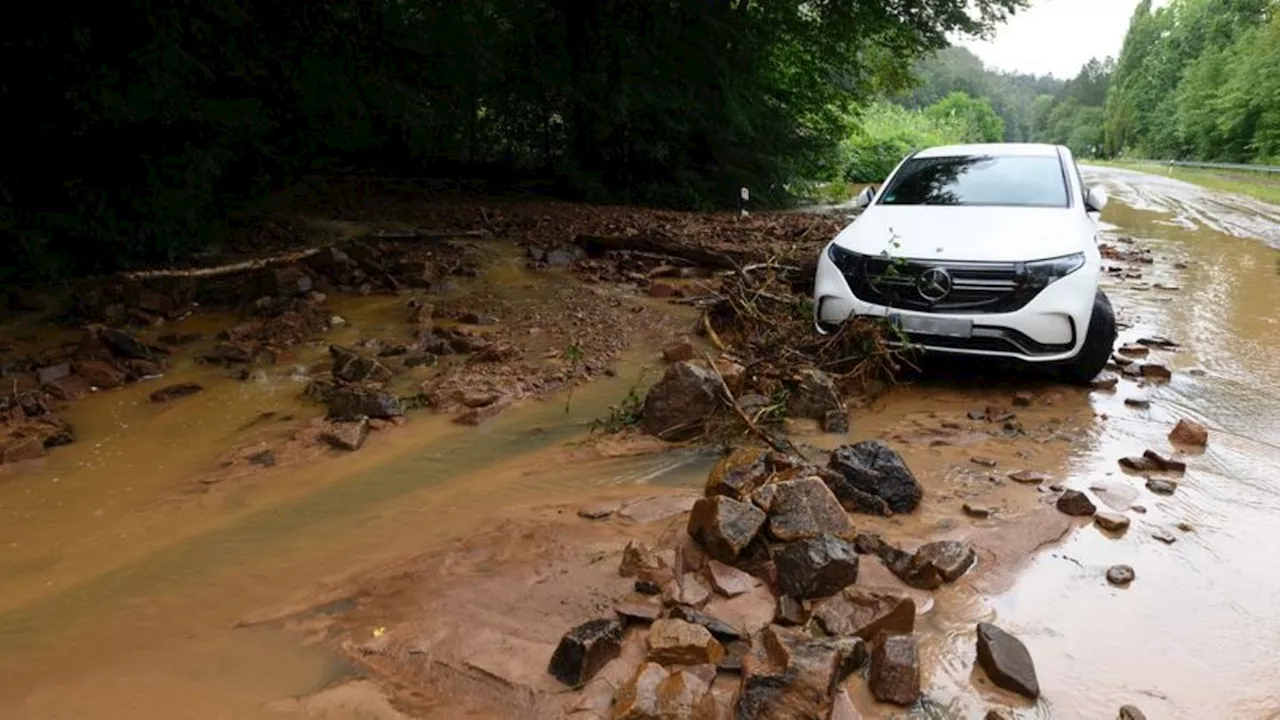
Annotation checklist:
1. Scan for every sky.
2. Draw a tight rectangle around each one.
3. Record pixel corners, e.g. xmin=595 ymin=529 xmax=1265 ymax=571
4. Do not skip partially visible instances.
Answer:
xmin=960 ymin=0 xmax=1146 ymax=79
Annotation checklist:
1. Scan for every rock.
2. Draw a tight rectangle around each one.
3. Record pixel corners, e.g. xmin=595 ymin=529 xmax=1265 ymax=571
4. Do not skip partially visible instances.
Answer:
xmin=1145 ymin=477 xmax=1178 ymax=495
xmin=614 ymin=663 xmax=711 ymax=720
xmin=619 ymin=540 xmax=657 ymax=578
xmin=662 ymin=340 xmax=695 ymax=363
xmin=829 ymin=690 xmax=860 ymax=720
xmin=205 ymin=341 xmax=254 ymax=364
xmin=775 ymin=534 xmax=859 ymax=599
xmin=640 ymin=361 xmax=720 ymax=440
xmin=578 ymin=500 xmax=622 ymax=520
xmin=667 ymin=605 xmax=744 ymax=642
xmin=1140 ymin=363 xmax=1172 ymax=382
xmin=615 ymin=600 xmax=663 ymax=623
xmin=1151 ymin=529 xmax=1177 ymax=544
xmin=888 ymin=540 xmax=977 ymax=589
xmin=1091 ymin=372 xmax=1120 ymax=390
xmin=815 ymin=467 xmax=891 ymax=516
xmin=635 ymin=579 xmax=662 ymax=596
xmin=985 ymin=712 xmax=1013 ymax=720
xmin=827 ymin=441 xmax=922 ymax=514
xmin=647 ymin=619 xmax=724 ymax=666
xmin=1008 ymin=470 xmax=1047 ymax=484
xmin=775 ymin=595 xmax=807 ymax=626
xmin=326 ymin=387 xmax=404 ymax=420
xmin=271 ymin=266 xmax=314 ymax=296
xmin=822 ymin=409 xmax=849 ymax=434
xmin=1 ymin=436 xmax=46 ymax=463
xmin=329 ymin=345 xmax=392 ymax=384
xmin=148 ymin=383 xmax=204 ymax=403
xmin=787 ymin=368 xmax=845 ymax=421
xmin=736 ymin=626 xmax=845 ymax=719
xmin=1119 ymin=704 xmax=1148 ymax=719
xmin=707 ymin=560 xmax=759 ymax=597
xmin=963 ymin=503 xmax=992 ymax=519
xmin=975 ymin=623 xmax=1040 ymax=699
xmin=687 ymin=495 xmax=766 ymax=563
xmin=100 ymin=327 xmax=152 ymax=359
xmin=663 ymin=573 xmax=712 ymax=607
xmin=43 ymin=374 xmax=92 ymax=400
xmin=1056 ymin=489 xmax=1097 ymax=516
xmin=705 ymin=448 xmax=773 ymax=501
xmin=1169 ymin=418 xmax=1208 ymax=447
xmin=1012 ymin=391 xmax=1033 ymax=407
xmin=247 ymin=449 xmax=277 ymax=467
xmin=970 ymin=456 xmax=998 ymax=468
xmin=36 ymin=363 xmax=72 ymax=385
xmin=547 ymin=618 xmax=625 ymax=686
xmin=763 ymin=477 xmax=854 ymax=542
xmin=1142 ymin=449 xmax=1186 ymax=473
xmin=1177 ymin=521 xmax=1194 ymax=532
xmin=1094 ymin=511 xmax=1131 ymax=533
xmin=869 ymin=633 xmax=920 ymax=706
xmin=1106 ymin=564 xmax=1135 ymax=586
xmin=320 ymin=417 xmax=370 ymax=451
xmin=812 ymin=586 xmax=915 ymax=640
xmin=1117 ymin=344 xmax=1149 ymax=357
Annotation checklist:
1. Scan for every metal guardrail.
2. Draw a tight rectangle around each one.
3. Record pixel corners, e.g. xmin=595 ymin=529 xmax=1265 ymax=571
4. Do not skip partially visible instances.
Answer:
xmin=1124 ymin=158 xmax=1280 ymax=175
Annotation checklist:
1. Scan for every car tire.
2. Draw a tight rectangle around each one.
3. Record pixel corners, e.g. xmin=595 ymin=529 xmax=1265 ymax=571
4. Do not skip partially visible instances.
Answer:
xmin=1058 ymin=290 xmax=1116 ymax=385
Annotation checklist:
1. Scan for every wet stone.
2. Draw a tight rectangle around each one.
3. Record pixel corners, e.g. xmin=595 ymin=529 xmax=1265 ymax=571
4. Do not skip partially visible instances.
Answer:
xmin=1094 ymin=511 xmax=1131 ymax=533
xmin=326 ymin=387 xmax=403 ymax=420
xmin=667 ymin=605 xmax=744 ymax=642
xmin=640 ymin=361 xmax=720 ymax=440
xmin=775 ymin=595 xmax=808 ymax=626
xmin=1119 ymin=704 xmax=1148 ymax=719
xmin=1012 ymin=391 xmax=1034 ymax=407
xmin=635 ymin=579 xmax=662 ymax=596
xmin=1008 ymin=470 xmax=1048 ymax=485
xmin=1106 ymin=565 xmax=1135 ymax=586
xmin=985 ymin=712 xmax=1014 ymax=720
xmin=787 ymin=368 xmax=845 ymax=422
xmin=827 ymin=440 xmax=923 ymax=514
xmin=869 ymin=633 xmax=920 ymax=706
xmin=963 ymin=503 xmax=992 ymax=519
xmin=975 ymin=622 xmax=1040 ymax=699
xmin=970 ymin=456 xmax=998 ymax=468
xmin=1124 ymin=396 xmax=1151 ymax=408
xmin=705 ymin=448 xmax=772 ymax=501
xmin=613 ymin=662 xmax=713 ymax=720
xmin=320 ymin=417 xmax=370 ymax=451
xmin=1146 ymin=477 xmax=1178 ymax=495
xmin=547 ymin=618 xmax=625 ymax=686
xmin=149 ymin=382 xmax=204 ymax=403
xmin=1169 ymin=418 xmax=1209 ymax=447
xmin=817 ymin=467 xmax=891 ymax=517
xmin=687 ymin=495 xmax=767 ymax=563
xmin=100 ymin=327 xmax=152 ymax=359
xmin=646 ymin=618 xmax=724 ymax=666
xmin=619 ymin=540 xmax=655 ymax=578
xmin=775 ymin=534 xmax=859 ymax=599
xmin=1 ymin=436 xmax=46 ymax=463
xmin=822 ymin=408 xmax=849 ymax=434
xmin=75 ymin=359 xmax=126 ymax=389
xmin=615 ymin=599 xmax=663 ymax=623
xmin=1151 ymin=529 xmax=1177 ymax=544
xmin=661 ymin=339 xmax=695 ymax=363
xmin=577 ymin=500 xmax=622 ymax=520
xmin=706 ymin=560 xmax=758 ymax=597
xmin=663 ymin=572 xmax=712 ymax=608
xmin=1117 ymin=344 xmax=1149 ymax=358
xmin=329 ymin=344 xmax=392 ymax=384
xmin=1056 ymin=489 xmax=1097 ymax=517
xmin=1091 ymin=372 xmax=1120 ymax=390
xmin=764 ymin=477 xmax=854 ymax=542
xmin=886 ymin=540 xmax=975 ymax=589
xmin=812 ymin=586 xmax=915 ymax=640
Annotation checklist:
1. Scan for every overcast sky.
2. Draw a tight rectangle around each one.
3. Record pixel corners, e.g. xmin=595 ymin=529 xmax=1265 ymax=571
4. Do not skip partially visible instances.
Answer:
xmin=960 ymin=0 xmax=1146 ymax=78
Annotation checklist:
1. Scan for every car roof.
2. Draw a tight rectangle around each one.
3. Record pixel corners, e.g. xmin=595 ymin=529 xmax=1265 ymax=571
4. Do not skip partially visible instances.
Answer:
xmin=913 ymin=143 xmax=1063 ymax=159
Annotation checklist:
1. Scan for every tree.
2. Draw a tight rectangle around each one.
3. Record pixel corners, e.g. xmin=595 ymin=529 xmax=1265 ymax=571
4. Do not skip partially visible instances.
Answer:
xmin=925 ymin=92 xmax=1006 ymax=143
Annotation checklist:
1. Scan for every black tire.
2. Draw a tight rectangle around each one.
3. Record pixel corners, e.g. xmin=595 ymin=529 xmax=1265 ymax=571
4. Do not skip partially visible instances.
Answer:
xmin=1057 ymin=290 xmax=1117 ymax=385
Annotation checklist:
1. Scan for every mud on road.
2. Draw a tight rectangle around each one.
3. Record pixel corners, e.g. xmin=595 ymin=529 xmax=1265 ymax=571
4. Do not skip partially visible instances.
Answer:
xmin=0 ymin=167 xmax=1277 ymax=719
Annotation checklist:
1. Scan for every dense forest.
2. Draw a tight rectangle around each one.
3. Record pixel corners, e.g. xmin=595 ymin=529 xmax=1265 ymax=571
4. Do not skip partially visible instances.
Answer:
xmin=0 ymin=0 xmax=1027 ymax=284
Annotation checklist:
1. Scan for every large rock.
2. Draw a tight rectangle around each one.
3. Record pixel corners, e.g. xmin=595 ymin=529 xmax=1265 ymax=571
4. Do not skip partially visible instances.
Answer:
xmin=320 ymin=417 xmax=370 ymax=451
xmin=735 ymin=626 xmax=844 ymax=720
xmin=640 ymin=361 xmax=721 ymax=440
xmin=547 ymin=618 xmax=625 ymax=686
xmin=687 ymin=495 xmax=766 ymax=563
xmin=646 ymin=619 xmax=724 ymax=666
xmin=705 ymin=448 xmax=773 ymax=501
xmin=1056 ymin=489 xmax=1097 ymax=517
xmin=816 ymin=467 xmax=891 ymax=516
xmin=775 ymin=534 xmax=859 ymax=599
xmin=100 ymin=327 xmax=152 ymax=359
xmin=869 ymin=633 xmax=920 ymax=706
xmin=613 ymin=663 xmax=713 ymax=720
xmin=812 ymin=586 xmax=915 ymax=640
xmin=762 ymin=478 xmax=854 ymax=542
xmin=975 ymin=623 xmax=1040 ymax=699
xmin=786 ymin=368 xmax=845 ymax=421
xmin=706 ymin=560 xmax=759 ymax=597
xmin=882 ymin=540 xmax=975 ymax=590
xmin=326 ymin=387 xmax=403 ymax=420
xmin=329 ymin=344 xmax=393 ymax=384
xmin=827 ymin=441 xmax=923 ymax=514
xmin=74 ymin=359 xmax=126 ymax=389
xmin=1169 ymin=418 xmax=1208 ymax=447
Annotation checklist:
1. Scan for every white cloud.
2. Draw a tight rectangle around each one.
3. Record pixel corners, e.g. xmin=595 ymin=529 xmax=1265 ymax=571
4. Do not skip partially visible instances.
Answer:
xmin=960 ymin=0 xmax=1145 ymax=78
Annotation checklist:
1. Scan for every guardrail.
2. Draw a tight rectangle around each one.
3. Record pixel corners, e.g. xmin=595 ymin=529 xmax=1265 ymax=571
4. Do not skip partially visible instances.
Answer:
xmin=1122 ymin=158 xmax=1280 ymax=175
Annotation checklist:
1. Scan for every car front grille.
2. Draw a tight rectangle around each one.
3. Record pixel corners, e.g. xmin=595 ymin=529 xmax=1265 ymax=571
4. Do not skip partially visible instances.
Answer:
xmin=829 ymin=247 xmax=1036 ymax=314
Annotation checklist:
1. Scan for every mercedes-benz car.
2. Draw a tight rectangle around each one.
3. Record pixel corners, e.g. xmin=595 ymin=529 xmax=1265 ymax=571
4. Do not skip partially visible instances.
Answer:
xmin=813 ymin=143 xmax=1115 ymax=383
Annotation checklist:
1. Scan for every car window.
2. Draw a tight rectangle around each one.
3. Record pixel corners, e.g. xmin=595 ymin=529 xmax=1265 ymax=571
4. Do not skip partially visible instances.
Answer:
xmin=878 ymin=155 xmax=1069 ymax=208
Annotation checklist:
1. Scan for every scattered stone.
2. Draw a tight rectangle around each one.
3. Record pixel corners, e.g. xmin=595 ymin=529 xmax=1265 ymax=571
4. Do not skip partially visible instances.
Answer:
xmin=247 ymin=449 xmax=277 ymax=467
xmin=1121 ymin=364 xmax=1142 ymax=378
xmin=1119 ymin=450 xmax=1186 ymax=474
xmin=1 ymin=436 xmax=46 ymax=463
xmin=577 ymin=500 xmax=622 ymax=520
xmin=1012 ymin=391 xmax=1033 ymax=407
xmin=661 ymin=339 xmax=695 ymax=363
xmin=887 ymin=540 xmax=976 ymax=589
xmin=1117 ymin=344 xmax=1149 ymax=358
xmin=635 ymin=579 xmax=662 ymax=596
xmin=148 ymin=382 xmax=204 ymax=403
xmin=763 ymin=477 xmax=854 ymax=542
xmin=613 ymin=662 xmax=711 ymax=720
xmin=1056 ymin=489 xmax=1097 ymax=517
xmin=963 ymin=503 xmax=992 ymax=519
xmin=970 ymin=456 xmax=998 ymax=468
xmin=1008 ymin=470 xmax=1048 ymax=485
xmin=967 ymin=409 xmax=987 ymax=420
xmin=663 ymin=573 xmax=712 ymax=607
xmin=775 ymin=595 xmax=807 ymax=626
xmin=707 ymin=560 xmax=759 ymax=597
xmin=975 ymin=622 xmax=1040 ymax=699
xmin=615 ymin=600 xmax=663 ymax=623
xmin=775 ymin=534 xmax=859 ymax=599
xmin=547 ymin=618 xmax=625 ymax=686
xmin=1145 ymin=478 xmax=1178 ymax=495
xmin=100 ymin=327 xmax=151 ymax=359
xmin=869 ymin=633 xmax=920 ymax=706
xmin=812 ymin=586 xmax=915 ymax=640
xmin=1130 ymin=504 xmax=1147 ymax=513
xmin=75 ymin=359 xmax=126 ymax=389
xmin=787 ymin=368 xmax=846 ymax=423
xmin=704 ymin=448 xmax=772 ymax=501
xmin=667 ymin=605 xmax=744 ymax=642
xmin=647 ymin=619 xmax=724 ymax=666
xmin=853 ymin=532 xmax=886 ymax=556
xmin=822 ymin=408 xmax=849 ymax=434
xmin=36 ymin=362 xmax=72 ymax=385
xmin=319 ymin=417 xmax=370 ymax=451
xmin=1106 ymin=565 xmax=1135 ymax=586
xmin=640 ymin=361 xmax=720 ymax=440
xmin=827 ymin=440 xmax=923 ymax=514
xmin=985 ymin=712 xmax=1014 ymax=720
xmin=326 ymin=387 xmax=403 ymax=420
xmin=1177 ymin=521 xmax=1194 ymax=532
xmin=1094 ymin=511 xmax=1131 ymax=533
xmin=815 ymin=467 xmax=891 ymax=516
xmin=829 ymin=690 xmax=859 ymax=720
xmin=648 ymin=281 xmax=679 ymax=298
xmin=619 ymin=540 xmax=655 ymax=578
xmin=736 ymin=627 xmax=839 ymax=719
xmin=1140 ymin=363 xmax=1172 ymax=382
xmin=1119 ymin=704 xmax=1148 ymax=719
xmin=1091 ymin=372 xmax=1120 ymax=390
xmin=1151 ymin=529 xmax=1177 ymax=544
xmin=1124 ymin=396 xmax=1151 ymax=409
xmin=687 ymin=495 xmax=767 ymax=563
xmin=329 ymin=344 xmax=392 ymax=384
xmin=1169 ymin=418 xmax=1208 ymax=447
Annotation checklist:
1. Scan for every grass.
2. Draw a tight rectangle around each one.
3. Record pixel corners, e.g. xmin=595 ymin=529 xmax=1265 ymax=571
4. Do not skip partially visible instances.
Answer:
xmin=1091 ymin=159 xmax=1280 ymax=206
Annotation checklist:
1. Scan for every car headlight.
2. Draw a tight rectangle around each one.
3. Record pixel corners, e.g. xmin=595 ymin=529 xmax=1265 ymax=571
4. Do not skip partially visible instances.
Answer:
xmin=1024 ymin=252 xmax=1085 ymax=291
xmin=827 ymin=244 xmax=861 ymax=277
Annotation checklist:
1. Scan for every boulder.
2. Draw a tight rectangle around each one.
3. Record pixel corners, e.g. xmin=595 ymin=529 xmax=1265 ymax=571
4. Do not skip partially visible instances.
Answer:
xmin=613 ymin=663 xmax=712 ymax=720
xmin=812 ymin=586 xmax=915 ymax=640
xmin=975 ymin=622 xmax=1040 ymax=699
xmin=869 ymin=633 xmax=920 ymax=706
xmin=547 ymin=618 xmax=625 ymax=686
xmin=640 ymin=361 xmax=721 ymax=440
xmin=736 ymin=626 xmax=845 ymax=720
xmin=705 ymin=448 xmax=773 ymax=501
xmin=74 ymin=359 xmax=126 ymax=389
xmin=786 ymin=368 xmax=845 ymax=421
xmin=1169 ymin=418 xmax=1208 ymax=447
xmin=329 ymin=344 xmax=392 ymax=384
xmin=320 ymin=417 xmax=370 ymax=451
xmin=883 ymin=540 xmax=976 ymax=589
xmin=763 ymin=477 xmax=854 ymax=542
xmin=707 ymin=560 xmax=759 ymax=597
xmin=646 ymin=619 xmax=724 ymax=666
xmin=775 ymin=534 xmax=859 ymax=599
xmin=1056 ymin=490 xmax=1097 ymax=516
xmin=326 ymin=387 xmax=404 ymax=420
xmin=149 ymin=383 xmax=204 ymax=403
xmin=100 ymin=327 xmax=152 ymax=359
xmin=827 ymin=441 xmax=922 ymax=514
xmin=1094 ymin=511 xmax=1130 ymax=533
xmin=662 ymin=340 xmax=695 ymax=363
xmin=816 ymin=468 xmax=891 ymax=516
xmin=687 ymin=495 xmax=767 ymax=563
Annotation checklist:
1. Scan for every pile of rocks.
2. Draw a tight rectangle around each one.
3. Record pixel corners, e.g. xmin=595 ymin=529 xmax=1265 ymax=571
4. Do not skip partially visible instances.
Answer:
xmin=547 ymin=445 xmax=1025 ymax=718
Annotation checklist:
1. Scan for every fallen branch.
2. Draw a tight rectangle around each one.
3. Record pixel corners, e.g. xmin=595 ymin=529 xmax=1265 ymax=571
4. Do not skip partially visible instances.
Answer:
xmin=574 ymin=234 xmax=743 ymax=270
xmin=120 ymin=248 xmax=323 ymax=280
xmin=701 ymin=351 xmax=806 ymax=460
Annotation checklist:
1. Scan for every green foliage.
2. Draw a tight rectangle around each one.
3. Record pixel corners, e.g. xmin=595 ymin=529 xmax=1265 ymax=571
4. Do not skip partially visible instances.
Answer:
xmin=844 ymin=103 xmax=969 ymax=183
xmin=924 ymin=92 xmax=1006 ymax=143
xmin=593 ymin=384 xmax=647 ymax=434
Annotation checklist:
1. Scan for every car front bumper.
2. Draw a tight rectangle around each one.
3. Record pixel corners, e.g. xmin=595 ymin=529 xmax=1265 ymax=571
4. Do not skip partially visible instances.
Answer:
xmin=812 ymin=249 xmax=1097 ymax=363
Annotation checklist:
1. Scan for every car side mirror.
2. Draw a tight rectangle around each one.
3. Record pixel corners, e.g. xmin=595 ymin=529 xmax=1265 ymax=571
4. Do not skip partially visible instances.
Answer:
xmin=1085 ymin=186 xmax=1108 ymax=212
xmin=853 ymin=186 xmax=877 ymax=209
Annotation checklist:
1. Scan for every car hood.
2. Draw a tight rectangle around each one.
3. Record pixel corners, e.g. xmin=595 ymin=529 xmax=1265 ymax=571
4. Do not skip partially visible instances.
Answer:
xmin=832 ymin=205 xmax=1085 ymax=263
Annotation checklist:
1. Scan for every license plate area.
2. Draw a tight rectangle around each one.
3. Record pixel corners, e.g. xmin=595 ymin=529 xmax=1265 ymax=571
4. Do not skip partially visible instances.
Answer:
xmin=889 ymin=313 xmax=973 ymax=338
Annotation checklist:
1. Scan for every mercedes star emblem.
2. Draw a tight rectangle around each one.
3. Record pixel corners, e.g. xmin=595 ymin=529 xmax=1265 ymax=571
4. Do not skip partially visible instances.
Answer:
xmin=916 ymin=267 xmax=952 ymax=301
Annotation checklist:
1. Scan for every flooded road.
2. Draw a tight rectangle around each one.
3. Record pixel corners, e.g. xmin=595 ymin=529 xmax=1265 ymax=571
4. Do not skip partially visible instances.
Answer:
xmin=0 ymin=166 xmax=1277 ymax=718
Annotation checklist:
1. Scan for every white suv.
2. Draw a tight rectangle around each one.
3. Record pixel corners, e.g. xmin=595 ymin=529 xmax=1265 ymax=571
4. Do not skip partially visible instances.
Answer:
xmin=813 ymin=143 xmax=1115 ymax=383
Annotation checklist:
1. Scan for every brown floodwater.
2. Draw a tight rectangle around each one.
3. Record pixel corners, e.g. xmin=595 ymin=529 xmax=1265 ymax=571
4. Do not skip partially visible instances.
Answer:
xmin=0 ymin=166 xmax=1277 ymax=719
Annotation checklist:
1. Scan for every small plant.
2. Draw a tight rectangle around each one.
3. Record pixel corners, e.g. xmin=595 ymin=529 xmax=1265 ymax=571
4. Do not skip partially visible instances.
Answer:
xmin=562 ymin=343 xmax=586 ymax=414
xmin=592 ymin=383 xmax=647 ymax=434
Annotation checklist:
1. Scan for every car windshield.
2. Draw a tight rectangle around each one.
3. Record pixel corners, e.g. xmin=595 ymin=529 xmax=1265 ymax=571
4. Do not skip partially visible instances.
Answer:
xmin=878 ymin=154 xmax=1068 ymax=207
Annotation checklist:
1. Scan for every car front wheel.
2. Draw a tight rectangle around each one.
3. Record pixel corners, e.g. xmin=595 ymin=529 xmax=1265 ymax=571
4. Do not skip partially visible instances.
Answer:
xmin=1058 ymin=290 xmax=1117 ymax=385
